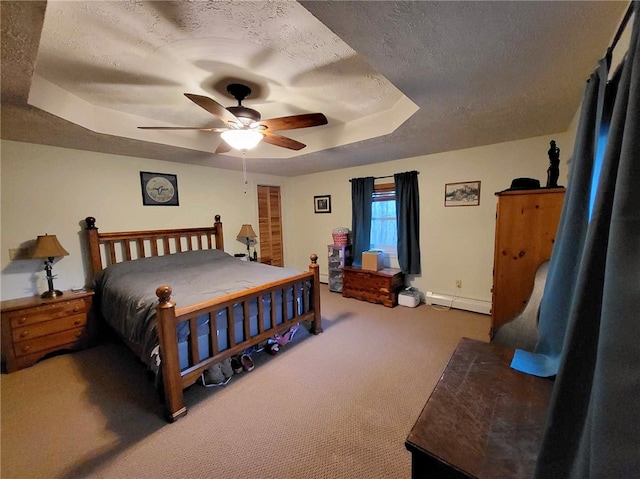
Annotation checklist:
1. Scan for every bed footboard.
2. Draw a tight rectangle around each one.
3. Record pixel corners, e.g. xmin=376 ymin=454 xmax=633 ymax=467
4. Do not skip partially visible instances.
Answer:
xmin=155 ymin=254 xmax=321 ymax=422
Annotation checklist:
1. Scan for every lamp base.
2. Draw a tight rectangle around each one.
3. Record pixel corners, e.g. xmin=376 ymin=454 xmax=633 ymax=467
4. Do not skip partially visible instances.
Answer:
xmin=41 ymin=289 xmax=64 ymax=299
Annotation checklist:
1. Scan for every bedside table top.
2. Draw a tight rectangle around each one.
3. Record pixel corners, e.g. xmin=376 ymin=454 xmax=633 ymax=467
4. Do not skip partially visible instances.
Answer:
xmin=1 ymin=290 xmax=94 ymax=313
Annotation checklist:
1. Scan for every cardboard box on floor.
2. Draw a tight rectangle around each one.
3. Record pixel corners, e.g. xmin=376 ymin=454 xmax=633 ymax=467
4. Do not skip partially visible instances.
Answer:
xmin=362 ymin=250 xmax=384 ymax=271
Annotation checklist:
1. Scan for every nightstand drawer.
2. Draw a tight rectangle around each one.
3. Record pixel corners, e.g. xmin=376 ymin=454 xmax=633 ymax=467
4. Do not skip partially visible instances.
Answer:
xmin=7 ymin=299 xmax=88 ymax=328
xmin=13 ymin=326 xmax=87 ymax=358
xmin=12 ymin=313 xmax=87 ymax=343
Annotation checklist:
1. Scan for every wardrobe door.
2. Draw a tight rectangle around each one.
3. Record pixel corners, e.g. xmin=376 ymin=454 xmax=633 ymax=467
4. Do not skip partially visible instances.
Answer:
xmin=491 ymin=188 xmax=565 ymax=334
xmin=257 ymin=185 xmax=284 ymax=267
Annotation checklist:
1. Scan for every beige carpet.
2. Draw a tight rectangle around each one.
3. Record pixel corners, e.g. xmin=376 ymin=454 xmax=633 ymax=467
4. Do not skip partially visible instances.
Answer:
xmin=1 ymin=285 xmax=490 ymax=479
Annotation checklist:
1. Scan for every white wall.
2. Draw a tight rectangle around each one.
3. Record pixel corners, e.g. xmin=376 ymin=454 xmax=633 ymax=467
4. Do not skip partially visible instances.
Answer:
xmin=1 ymin=130 xmax=573 ymax=306
xmin=0 ymin=140 xmax=287 ymax=300
xmin=286 ymin=131 xmax=573 ymax=308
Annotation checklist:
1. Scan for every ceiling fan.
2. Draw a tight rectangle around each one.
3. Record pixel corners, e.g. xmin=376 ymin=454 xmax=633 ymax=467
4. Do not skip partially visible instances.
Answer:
xmin=138 ymin=83 xmax=328 ymax=153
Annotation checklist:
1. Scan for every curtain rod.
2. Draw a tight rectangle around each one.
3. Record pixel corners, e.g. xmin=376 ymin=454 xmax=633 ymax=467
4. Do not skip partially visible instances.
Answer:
xmin=349 ymin=171 xmax=420 ymax=182
xmin=607 ymin=1 xmax=636 ymax=59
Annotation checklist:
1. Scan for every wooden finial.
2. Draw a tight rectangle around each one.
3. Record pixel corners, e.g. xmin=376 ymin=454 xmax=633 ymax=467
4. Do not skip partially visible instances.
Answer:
xmin=310 ymin=253 xmax=318 ymax=264
xmin=85 ymin=217 xmax=96 ymax=229
xmin=215 ymin=215 xmax=221 ymax=222
xmin=156 ymin=285 xmax=173 ymax=303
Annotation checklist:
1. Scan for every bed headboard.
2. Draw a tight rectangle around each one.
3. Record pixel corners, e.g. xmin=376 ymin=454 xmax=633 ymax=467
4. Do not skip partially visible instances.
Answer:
xmin=84 ymin=215 xmax=224 ymax=277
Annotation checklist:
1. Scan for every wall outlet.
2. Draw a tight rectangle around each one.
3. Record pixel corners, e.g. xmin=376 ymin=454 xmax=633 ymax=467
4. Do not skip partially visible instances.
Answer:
xmin=456 ymin=279 xmax=462 ymax=289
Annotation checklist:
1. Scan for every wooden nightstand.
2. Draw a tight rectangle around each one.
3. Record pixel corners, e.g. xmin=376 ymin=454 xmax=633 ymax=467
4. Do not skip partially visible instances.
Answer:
xmin=1 ymin=290 xmax=94 ymax=373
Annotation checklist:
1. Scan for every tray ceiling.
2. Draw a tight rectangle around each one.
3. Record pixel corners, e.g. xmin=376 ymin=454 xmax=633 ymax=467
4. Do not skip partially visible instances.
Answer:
xmin=1 ymin=1 xmax=628 ymax=176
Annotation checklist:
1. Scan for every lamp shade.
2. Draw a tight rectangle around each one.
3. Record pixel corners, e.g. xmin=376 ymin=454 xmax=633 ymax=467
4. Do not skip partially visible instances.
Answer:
xmin=220 ymin=129 xmax=263 ymax=151
xmin=31 ymin=234 xmax=69 ymax=259
xmin=237 ymin=224 xmax=257 ymax=239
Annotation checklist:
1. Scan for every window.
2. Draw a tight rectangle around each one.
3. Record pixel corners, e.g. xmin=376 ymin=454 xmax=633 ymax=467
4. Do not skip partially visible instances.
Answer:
xmin=370 ymin=182 xmax=397 ymax=254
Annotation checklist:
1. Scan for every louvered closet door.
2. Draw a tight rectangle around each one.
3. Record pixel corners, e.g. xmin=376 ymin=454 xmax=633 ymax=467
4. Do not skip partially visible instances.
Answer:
xmin=257 ymin=185 xmax=284 ymax=267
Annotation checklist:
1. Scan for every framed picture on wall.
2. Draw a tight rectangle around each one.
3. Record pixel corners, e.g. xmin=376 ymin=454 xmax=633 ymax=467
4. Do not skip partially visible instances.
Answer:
xmin=140 ymin=171 xmax=179 ymax=206
xmin=444 ymin=181 xmax=481 ymax=207
xmin=314 ymin=195 xmax=332 ymax=213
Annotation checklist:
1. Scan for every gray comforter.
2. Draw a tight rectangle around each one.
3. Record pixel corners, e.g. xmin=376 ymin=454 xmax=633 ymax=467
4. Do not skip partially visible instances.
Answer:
xmin=94 ymin=249 xmax=303 ymax=370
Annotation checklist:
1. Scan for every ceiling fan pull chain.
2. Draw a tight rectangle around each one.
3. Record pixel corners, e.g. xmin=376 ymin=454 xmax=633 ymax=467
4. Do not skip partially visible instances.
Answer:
xmin=243 ymin=152 xmax=248 ymax=194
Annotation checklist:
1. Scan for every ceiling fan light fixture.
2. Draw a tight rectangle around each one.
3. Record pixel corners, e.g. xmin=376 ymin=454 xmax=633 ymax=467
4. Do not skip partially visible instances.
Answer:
xmin=220 ymin=129 xmax=263 ymax=151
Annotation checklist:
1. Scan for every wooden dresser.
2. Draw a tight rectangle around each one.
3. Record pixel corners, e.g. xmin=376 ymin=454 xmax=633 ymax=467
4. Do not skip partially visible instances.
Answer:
xmin=492 ymin=188 xmax=565 ymax=334
xmin=342 ymin=266 xmax=404 ymax=307
xmin=1 ymin=290 xmax=94 ymax=372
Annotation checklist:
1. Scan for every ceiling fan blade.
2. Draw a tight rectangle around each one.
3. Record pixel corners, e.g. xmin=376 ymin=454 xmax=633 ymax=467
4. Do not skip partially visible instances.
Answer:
xmin=259 ymin=113 xmax=327 ymax=131
xmin=215 ymin=141 xmax=232 ymax=154
xmin=261 ymin=131 xmax=306 ymax=150
xmin=138 ymin=126 xmax=228 ymax=132
xmin=184 ymin=93 xmax=240 ymax=125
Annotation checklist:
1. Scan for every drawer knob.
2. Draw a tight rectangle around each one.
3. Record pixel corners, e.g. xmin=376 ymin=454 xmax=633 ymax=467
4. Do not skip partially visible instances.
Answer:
xmin=19 ymin=317 xmax=26 ymax=324
xmin=73 ymin=307 xmax=80 ymax=313
xmin=74 ymin=319 xmax=81 ymax=325
xmin=21 ymin=345 xmax=30 ymax=353
xmin=20 ymin=330 xmax=29 ymax=338
xmin=75 ymin=331 xmax=82 ymax=338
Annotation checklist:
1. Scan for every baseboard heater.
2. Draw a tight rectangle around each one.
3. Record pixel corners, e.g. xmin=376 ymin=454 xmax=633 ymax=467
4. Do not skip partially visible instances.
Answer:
xmin=425 ymin=291 xmax=491 ymax=315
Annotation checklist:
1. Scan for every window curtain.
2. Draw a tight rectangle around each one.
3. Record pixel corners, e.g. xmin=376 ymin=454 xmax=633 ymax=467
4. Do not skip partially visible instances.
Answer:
xmin=350 ymin=176 xmax=374 ymax=267
xmin=511 ymin=60 xmax=609 ymax=377
xmin=514 ymin=4 xmax=639 ymax=476
xmin=394 ymin=171 xmax=421 ymax=274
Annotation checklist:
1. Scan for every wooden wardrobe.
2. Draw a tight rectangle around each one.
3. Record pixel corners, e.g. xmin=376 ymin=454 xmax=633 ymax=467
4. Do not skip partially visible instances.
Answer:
xmin=491 ymin=188 xmax=566 ymax=335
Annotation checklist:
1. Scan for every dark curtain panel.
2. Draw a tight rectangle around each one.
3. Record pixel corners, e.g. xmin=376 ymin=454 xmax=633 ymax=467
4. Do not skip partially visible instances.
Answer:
xmin=350 ymin=176 xmax=374 ymax=267
xmin=533 ymin=5 xmax=640 ymax=477
xmin=511 ymin=60 xmax=609 ymax=378
xmin=394 ymin=171 xmax=421 ymax=274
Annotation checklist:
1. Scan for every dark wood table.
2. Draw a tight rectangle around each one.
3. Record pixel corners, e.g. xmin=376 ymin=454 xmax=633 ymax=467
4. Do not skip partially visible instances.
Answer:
xmin=405 ymin=338 xmax=553 ymax=478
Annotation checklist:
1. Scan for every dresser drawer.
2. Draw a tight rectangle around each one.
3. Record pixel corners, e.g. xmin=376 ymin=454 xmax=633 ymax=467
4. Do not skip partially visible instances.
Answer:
xmin=344 ymin=272 xmax=391 ymax=292
xmin=7 ymin=299 xmax=88 ymax=328
xmin=12 ymin=313 xmax=87 ymax=344
xmin=13 ymin=326 xmax=87 ymax=358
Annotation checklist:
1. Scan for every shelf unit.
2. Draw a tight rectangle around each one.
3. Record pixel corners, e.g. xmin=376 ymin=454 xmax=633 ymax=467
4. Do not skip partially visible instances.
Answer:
xmin=328 ymin=244 xmax=352 ymax=293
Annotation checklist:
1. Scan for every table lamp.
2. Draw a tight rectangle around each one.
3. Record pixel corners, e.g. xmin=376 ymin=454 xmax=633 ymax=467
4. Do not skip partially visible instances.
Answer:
xmin=236 ymin=224 xmax=257 ymax=257
xmin=31 ymin=234 xmax=69 ymax=298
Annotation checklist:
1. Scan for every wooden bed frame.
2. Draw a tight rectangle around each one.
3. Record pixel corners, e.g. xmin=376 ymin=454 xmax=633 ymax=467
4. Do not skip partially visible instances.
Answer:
xmin=84 ymin=215 xmax=321 ymax=422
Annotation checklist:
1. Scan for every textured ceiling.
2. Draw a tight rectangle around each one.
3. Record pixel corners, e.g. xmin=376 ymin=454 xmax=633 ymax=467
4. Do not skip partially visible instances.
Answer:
xmin=1 ymin=1 xmax=628 ymax=176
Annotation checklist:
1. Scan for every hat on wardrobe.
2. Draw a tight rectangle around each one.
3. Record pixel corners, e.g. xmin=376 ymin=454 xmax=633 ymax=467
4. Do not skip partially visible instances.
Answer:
xmin=505 ymin=178 xmax=541 ymax=191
